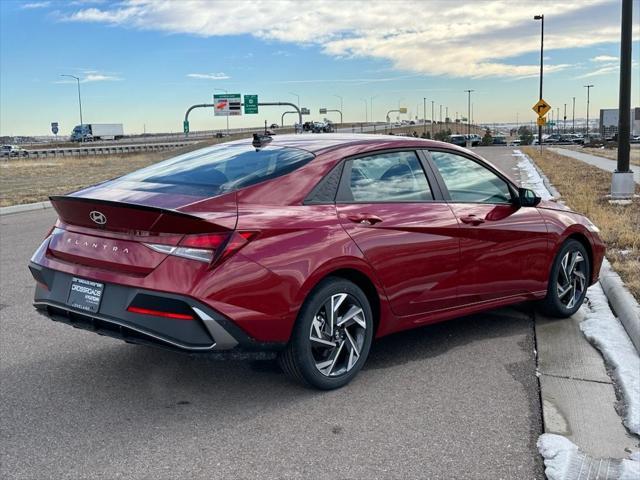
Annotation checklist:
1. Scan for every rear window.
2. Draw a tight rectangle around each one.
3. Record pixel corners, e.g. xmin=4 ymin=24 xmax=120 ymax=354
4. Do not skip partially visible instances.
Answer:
xmin=117 ymin=143 xmax=315 ymax=196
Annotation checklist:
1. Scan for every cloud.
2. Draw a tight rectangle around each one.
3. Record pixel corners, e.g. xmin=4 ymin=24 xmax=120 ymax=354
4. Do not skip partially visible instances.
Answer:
xmin=62 ymin=0 xmax=621 ymax=79
xmin=592 ymin=55 xmax=618 ymax=62
xmin=186 ymin=72 xmax=230 ymax=80
xmin=55 ymin=71 xmax=123 ymax=83
xmin=579 ymin=60 xmax=637 ymax=78
xmin=21 ymin=1 xmax=51 ymax=9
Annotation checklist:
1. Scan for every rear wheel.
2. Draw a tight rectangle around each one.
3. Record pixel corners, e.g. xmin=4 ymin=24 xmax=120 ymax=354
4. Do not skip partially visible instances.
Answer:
xmin=539 ymin=239 xmax=590 ymax=318
xmin=278 ymin=278 xmax=373 ymax=390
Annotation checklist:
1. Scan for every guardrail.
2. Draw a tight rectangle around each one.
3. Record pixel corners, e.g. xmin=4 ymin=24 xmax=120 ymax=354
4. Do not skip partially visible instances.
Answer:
xmin=3 ymin=141 xmax=200 ymax=159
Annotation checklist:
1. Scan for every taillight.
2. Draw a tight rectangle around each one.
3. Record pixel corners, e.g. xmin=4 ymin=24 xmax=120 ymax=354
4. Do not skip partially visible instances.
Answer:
xmin=126 ymin=306 xmax=193 ymax=321
xmin=143 ymin=231 xmax=256 ymax=266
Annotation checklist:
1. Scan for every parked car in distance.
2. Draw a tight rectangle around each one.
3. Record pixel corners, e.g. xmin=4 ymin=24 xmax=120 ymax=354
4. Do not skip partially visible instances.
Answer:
xmin=1 ymin=144 xmax=27 ymax=157
xmin=492 ymin=135 xmax=507 ymax=145
xmin=465 ymin=134 xmax=481 ymax=146
xmin=30 ymin=134 xmax=605 ymax=389
xmin=269 ymin=124 xmax=279 ymax=129
xmin=448 ymin=134 xmax=467 ymax=146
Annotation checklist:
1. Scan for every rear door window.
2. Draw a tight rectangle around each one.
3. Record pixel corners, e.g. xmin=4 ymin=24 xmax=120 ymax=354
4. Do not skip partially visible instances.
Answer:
xmin=337 ymin=151 xmax=433 ymax=202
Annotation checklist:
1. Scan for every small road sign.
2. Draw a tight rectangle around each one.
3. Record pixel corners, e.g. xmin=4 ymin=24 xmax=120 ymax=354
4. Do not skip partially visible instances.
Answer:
xmin=399 ymin=107 xmax=408 ymax=114
xmin=51 ymin=122 xmax=59 ymax=135
xmin=319 ymin=108 xmax=327 ymax=114
xmin=214 ymin=93 xmax=242 ymax=116
xmin=532 ymin=99 xmax=551 ymax=117
xmin=244 ymin=95 xmax=258 ymax=114
xmin=183 ymin=120 xmax=189 ymax=133
xmin=537 ymin=117 xmax=546 ymax=126
xmin=301 ymin=108 xmax=310 ymax=115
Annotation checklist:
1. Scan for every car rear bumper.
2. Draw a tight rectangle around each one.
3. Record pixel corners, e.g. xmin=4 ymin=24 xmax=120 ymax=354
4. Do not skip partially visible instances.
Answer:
xmin=29 ymin=262 xmax=284 ymax=358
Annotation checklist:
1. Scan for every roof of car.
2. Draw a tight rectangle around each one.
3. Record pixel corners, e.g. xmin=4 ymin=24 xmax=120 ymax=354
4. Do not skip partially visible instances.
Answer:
xmin=224 ymin=133 xmax=459 ymax=154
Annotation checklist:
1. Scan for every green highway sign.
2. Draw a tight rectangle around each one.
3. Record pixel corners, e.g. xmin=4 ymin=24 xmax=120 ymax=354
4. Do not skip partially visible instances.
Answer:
xmin=244 ymin=95 xmax=258 ymax=114
xmin=214 ymin=93 xmax=242 ymax=116
xmin=319 ymin=108 xmax=327 ymax=114
xmin=183 ymin=120 xmax=189 ymax=134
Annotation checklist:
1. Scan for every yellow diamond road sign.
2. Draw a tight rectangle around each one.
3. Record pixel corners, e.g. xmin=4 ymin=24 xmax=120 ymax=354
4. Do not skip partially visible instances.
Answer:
xmin=537 ymin=116 xmax=546 ymax=126
xmin=532 ymin=99 xmax=551 ymax=117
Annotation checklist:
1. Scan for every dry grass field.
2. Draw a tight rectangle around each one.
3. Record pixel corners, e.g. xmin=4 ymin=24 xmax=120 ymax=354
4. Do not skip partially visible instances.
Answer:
xmin=523 ymin=147 xmax=639 ymax=300
xmin=559 ymin=144 xmax=640 ymax=166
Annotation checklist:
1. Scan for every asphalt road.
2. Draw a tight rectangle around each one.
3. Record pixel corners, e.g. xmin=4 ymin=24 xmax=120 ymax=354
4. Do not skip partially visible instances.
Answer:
xmin=1 ymin=147 xmax=543 ymax=479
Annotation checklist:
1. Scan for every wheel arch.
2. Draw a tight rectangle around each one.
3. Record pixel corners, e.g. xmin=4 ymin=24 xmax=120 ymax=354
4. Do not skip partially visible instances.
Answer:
xmin=566 ymin=232 xmax=595 ymax=284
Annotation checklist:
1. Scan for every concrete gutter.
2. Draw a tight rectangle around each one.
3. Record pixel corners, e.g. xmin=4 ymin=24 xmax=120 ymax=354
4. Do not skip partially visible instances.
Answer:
xmin=0 ymin=201 xmax=52 ymax=216
xmin=599 ymin=258 xmax=640 ymax=353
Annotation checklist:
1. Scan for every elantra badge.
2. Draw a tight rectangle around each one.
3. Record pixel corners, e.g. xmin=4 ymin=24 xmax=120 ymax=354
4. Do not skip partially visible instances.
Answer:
xmin=89 ymin=210 xmax=107 ymax=225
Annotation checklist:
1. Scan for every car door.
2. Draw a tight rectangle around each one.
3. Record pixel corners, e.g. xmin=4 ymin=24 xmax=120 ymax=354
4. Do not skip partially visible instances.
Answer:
xmin=426 ymin=149 xmax=549 ymax=305
xmin=335 ymin=149 xmax=460 ymax=317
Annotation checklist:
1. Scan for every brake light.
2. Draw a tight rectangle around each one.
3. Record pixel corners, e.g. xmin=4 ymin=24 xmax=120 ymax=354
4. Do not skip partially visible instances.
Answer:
xmin=143 ymin=231 xmax=256 ymax=265
xmin=127 ymin=306 xmax=193 ymax=321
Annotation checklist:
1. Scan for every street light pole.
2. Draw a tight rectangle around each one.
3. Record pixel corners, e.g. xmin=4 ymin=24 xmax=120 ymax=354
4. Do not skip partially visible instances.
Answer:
xmin=611 ymin=0 xmax=634 ymax=199
xmin=333 ymin=94 xmax=343 ymax=124
xmin=361 ymin=98 xmax=368 ymax=123
xmin=423 ymin=97 xmax=427 ymax=136
xmin=584 ymin=84 xmax=594 ymax=136
xmin=431 ymin=101 xmax=435 ymax=138
xmin=572 ymin=97 xmax=576 ymax=132
xmin=370 ymin=96 xmax=379 ymax=124
xmin=563 ymin=103 xmax=567 ymax=134
xmin=465 ymin=89 xmax=474 ymax=136
xmin=61 ymin=74 xmax=83 ymax=130
xmin=214 ymin=88 xmax=230 ymax=136
xmin=534 ymin=14 xmax=544 ymax=152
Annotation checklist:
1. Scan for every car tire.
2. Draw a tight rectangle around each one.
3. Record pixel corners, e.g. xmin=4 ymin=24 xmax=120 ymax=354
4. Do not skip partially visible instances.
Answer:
xmin=539 ymin=239 xmax=590 ymax=318
xmin=278 ymin=277 xmax=374 ymax=390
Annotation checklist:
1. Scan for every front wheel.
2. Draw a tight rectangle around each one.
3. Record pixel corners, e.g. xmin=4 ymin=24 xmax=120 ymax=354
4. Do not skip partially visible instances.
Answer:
xmin=539 ymin=239 xmax=590 ymax=318
xmin=278 ymin=278 xmax=374 ymax=390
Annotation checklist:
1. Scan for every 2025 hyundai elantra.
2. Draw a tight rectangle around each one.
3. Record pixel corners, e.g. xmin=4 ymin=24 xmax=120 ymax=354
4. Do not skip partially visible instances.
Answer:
xmin=30 ymin=134 xmax=604 ymax=389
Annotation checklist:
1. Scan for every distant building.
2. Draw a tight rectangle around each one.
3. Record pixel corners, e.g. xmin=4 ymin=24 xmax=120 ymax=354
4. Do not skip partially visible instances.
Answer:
xmin=599 ymin=107 xmax=640 ymax=137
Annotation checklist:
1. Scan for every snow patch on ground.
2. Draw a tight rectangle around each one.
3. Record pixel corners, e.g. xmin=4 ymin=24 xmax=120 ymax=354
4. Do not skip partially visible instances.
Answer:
xmin=580 ymin=284 xmax=640 ymax=436
xmin=538 ymin=434 xmax=640 ymax=480
xmin=512 ymin=149 xmax=554 ymax=200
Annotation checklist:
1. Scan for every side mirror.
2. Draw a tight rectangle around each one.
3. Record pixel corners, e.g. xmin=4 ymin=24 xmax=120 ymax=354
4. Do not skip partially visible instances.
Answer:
xmin=518 ymin=187 xmax=541 ymax=207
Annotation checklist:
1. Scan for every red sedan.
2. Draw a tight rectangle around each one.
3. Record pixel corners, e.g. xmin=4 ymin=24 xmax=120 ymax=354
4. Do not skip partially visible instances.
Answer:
xmin=30 ymin=134 xmax=604 ymax=389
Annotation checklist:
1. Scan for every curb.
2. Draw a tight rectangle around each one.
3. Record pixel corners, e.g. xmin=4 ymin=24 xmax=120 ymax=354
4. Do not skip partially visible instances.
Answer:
xmin=599 ymin=258 xmax=640 ymax=354
xmin=521 ymin=148 xmax=640 ymax=355
xmin=0 ymin=201 xmax=52 ymax=216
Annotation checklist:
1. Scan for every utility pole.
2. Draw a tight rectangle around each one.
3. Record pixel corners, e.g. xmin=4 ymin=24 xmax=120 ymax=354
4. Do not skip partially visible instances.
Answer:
xmin=611 ymin=0 xmax=634 ymax=199
xmin=563 ymin=103 xmax=567 ymax=134
xmin=423 ymin=97 xmax=427 ymax=136
xmin=584 ymin=84 xmax=594 ymax=136
xmin=361 ymin=98 xmax=368 ymax=123
xmin=439 ymin=104 xmax=442 ymax=125
xmin=572 ymin=97 xmax=576 ymax=133
xmin=465 ymin=89 xmax=474 ymax=136
xmin=534 ymin=14 xmax=544 ymax=151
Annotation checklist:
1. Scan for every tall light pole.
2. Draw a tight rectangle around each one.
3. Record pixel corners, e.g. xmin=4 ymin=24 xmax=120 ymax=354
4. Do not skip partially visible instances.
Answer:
xmin=465 ymin=89 xmax=474 ymax=136
xmin=563 ymin=103 xmax=567 ymax=134
xmin=584 ymin=84 xmax=594 ymax=136
xmin=370 ymin=95 xmax=379 ymax=124
xmin=534 ymin=14 xmax=544 ymax=151
xmin=61 ymin=74 xmax=83 ymax=130
xmin=572 ymin=97 xmax=576 ymax=132
xmin=333 ymin=94 xmax=343 ymax=124
xmin=214 ymin=88 xmax=230 ymax=136
xmin=439 ymin=104 xmax=442 ymax=124
xmin=360 ymin=98 xmax=368 ymax=123
xmin=611 ymin=0 xmax=634 ymax=199
xmin=431 ymin=100 xmax=435 ymax=138
xmin=423 ymin=97 xmax=427 ymax=136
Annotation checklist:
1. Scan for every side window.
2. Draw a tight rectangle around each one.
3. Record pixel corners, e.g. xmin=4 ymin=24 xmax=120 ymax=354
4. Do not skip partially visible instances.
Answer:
xmin=430 ymin=151 xmax=512 ymax=204
xmin=338 ymin=151 xmax=433 ymax=202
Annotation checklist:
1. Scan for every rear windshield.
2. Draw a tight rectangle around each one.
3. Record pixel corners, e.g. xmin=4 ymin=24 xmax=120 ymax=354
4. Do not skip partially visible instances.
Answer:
xmin=117 ymin=143 xmax=315 ymax=196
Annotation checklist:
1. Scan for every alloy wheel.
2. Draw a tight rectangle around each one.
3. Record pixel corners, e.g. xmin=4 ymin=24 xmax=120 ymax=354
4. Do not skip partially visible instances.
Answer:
xmin=556 ymin=250 xmax=587 ymax=309
xmin=309 ymin=293 xmax=367 ymax=377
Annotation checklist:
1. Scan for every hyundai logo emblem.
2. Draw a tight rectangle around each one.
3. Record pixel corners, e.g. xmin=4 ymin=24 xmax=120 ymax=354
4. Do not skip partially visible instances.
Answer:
xmin=89 ymin=210 xmax=107 ymax=225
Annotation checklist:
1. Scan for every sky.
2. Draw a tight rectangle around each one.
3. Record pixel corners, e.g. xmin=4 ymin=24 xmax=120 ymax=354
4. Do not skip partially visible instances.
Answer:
xmin=1 ymin=0 xmax=639 ymax=136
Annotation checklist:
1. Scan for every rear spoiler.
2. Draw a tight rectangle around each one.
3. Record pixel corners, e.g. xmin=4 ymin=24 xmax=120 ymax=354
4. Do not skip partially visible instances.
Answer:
xmin=49 ymin=195 xmax=230 ymax=234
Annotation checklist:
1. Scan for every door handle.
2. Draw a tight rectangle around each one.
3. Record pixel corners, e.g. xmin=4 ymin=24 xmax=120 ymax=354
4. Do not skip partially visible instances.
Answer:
xmin=347 ymin=214 xmax=383 ymax=225
xmin=460 ymin=214 xmax=485 ymax=225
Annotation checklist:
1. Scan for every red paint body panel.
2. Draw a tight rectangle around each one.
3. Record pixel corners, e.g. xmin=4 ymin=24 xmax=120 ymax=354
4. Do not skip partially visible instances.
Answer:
xmin=30 ymin=134 xmax=605 ymax=346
